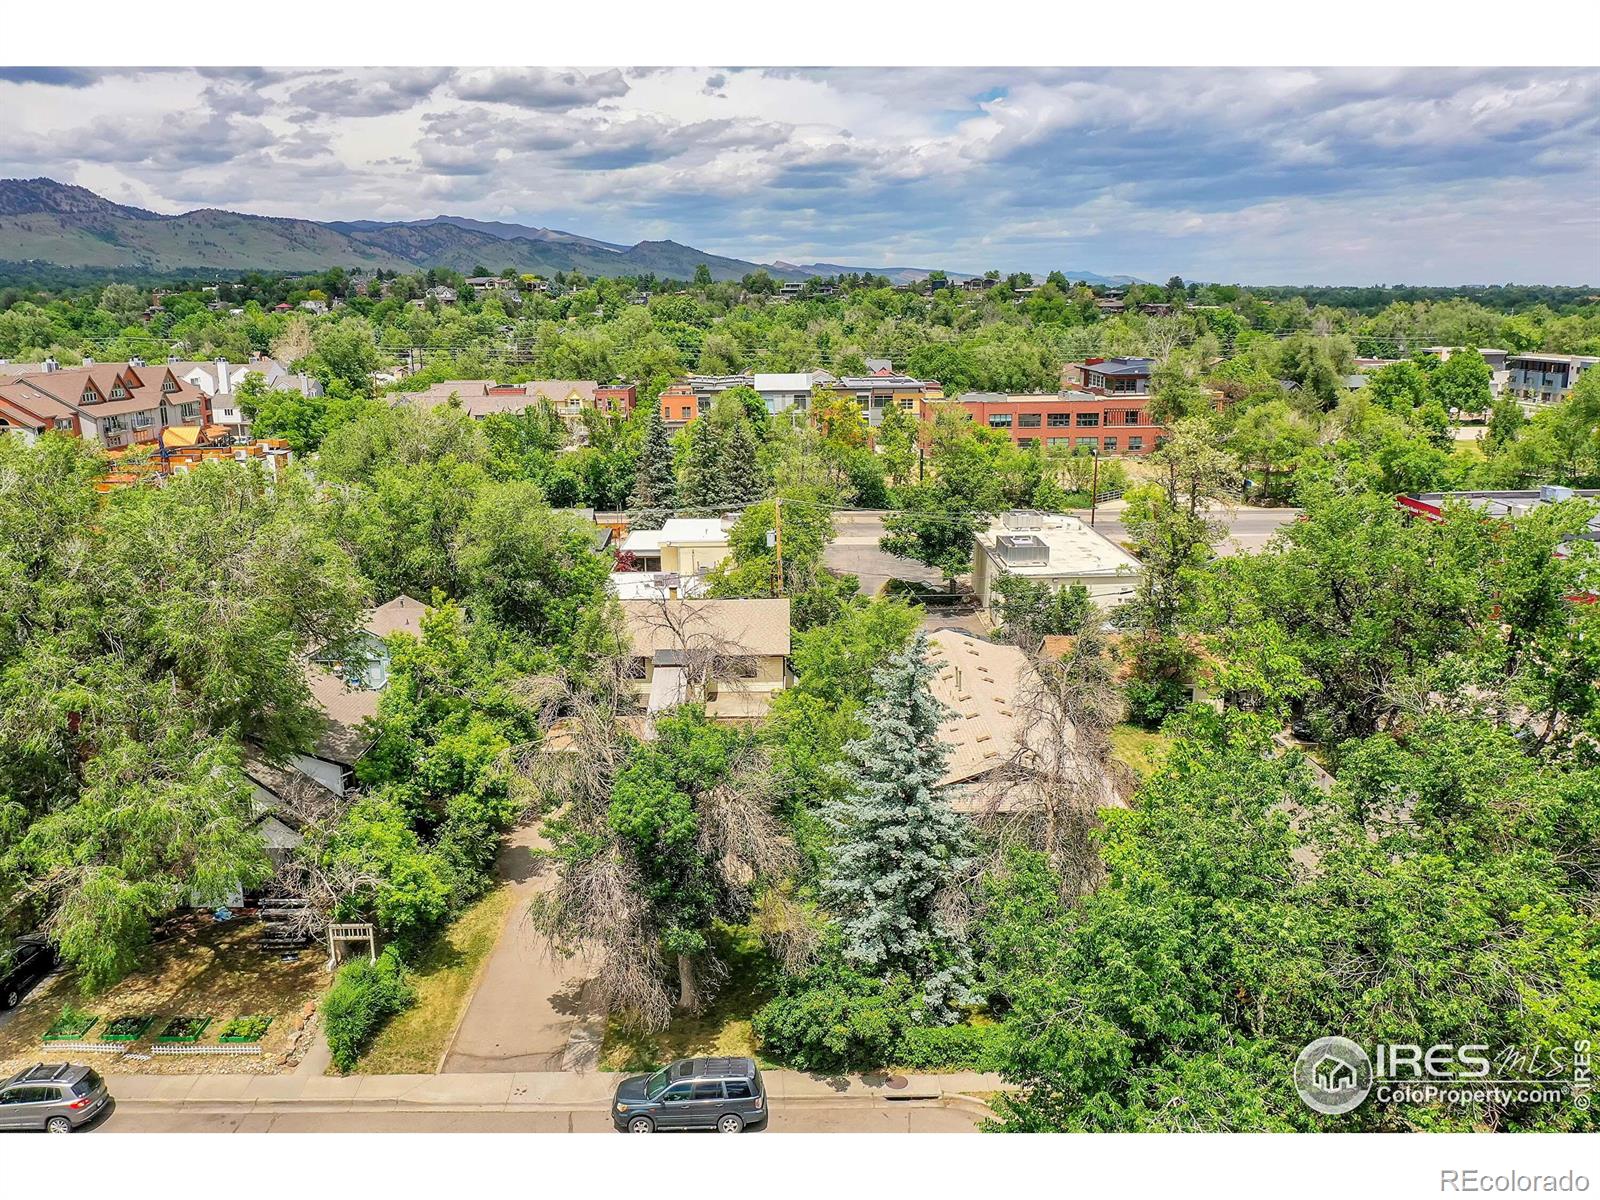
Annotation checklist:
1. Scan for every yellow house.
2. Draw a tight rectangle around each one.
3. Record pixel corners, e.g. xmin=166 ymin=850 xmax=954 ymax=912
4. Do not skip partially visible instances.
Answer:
xmin=619 ymin=598 xmax=793 ymax=722
xmin=618 ymin=517 xmax=734 ymax=576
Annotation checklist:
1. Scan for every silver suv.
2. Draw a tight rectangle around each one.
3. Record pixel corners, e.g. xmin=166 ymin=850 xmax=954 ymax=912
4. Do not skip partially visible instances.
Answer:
xmin=0 ymin=1064 xmax=111 ymax=1132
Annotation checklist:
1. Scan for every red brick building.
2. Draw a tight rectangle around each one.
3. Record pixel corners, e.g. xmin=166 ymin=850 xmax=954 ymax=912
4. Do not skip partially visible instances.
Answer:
xmin=955 ymin=391 xmax=1168 ymax=455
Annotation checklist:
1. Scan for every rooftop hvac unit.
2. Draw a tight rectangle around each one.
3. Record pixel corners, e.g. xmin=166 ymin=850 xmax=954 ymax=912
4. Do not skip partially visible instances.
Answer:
xmin=1540 ymin=484 xmax=1576 ymax=503
xmin=1001 ymin=509 xmax=1044 ymax=531
xmin=995 ymin=533 xmax=1050 ymax=567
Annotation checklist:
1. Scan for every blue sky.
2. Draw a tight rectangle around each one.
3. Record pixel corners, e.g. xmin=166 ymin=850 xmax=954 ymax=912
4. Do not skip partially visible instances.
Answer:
xmin=1 ymin=66 xmax=1596 ymax=283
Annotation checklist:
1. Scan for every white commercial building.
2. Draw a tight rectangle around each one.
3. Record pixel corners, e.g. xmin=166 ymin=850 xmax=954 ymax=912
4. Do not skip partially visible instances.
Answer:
xmin=972 ymin=510 xmax=1143 ymax=617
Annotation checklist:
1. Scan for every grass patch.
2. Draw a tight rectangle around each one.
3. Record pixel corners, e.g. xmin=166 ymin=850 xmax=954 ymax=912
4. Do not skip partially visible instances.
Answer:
xmin=1111 ymin=723 xmax=1173 ymax=781
xmin=348 ymin=883 xmax=516 ymax=1075
xmin=600 ymin=924 xmax=777 ymax=1073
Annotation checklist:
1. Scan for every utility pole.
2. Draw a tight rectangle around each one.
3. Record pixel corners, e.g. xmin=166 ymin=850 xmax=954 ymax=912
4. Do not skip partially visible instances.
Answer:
xmin=772 ymin=496 xmax=784 ymax=597
xmin=1089 ymin=450 xmax=1100 ymax=527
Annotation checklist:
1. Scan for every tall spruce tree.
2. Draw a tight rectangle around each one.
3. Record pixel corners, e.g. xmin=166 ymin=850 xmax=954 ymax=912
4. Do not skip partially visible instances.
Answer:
xmin=680 ymin=414 xmax=734 ymax=514
xmin=723 ymin=412 xmax=765 ymax=507
xmin=628 ymin=401 xmax=678 ymax=530
xmin=822 ymin=630 xmax=975 ymax=1017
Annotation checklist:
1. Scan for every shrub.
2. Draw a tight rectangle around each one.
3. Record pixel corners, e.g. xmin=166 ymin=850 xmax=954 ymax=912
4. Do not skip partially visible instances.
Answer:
xmin=323 ymin=947 xmax=415 ymax=1072
xmin=1125 ymin=676 xmax=1190 ymax=730
xmin=895 ymin=1023 xmax=1008 ymax=1072
xmin=753 ymin=965 xmax=920 ymax=1073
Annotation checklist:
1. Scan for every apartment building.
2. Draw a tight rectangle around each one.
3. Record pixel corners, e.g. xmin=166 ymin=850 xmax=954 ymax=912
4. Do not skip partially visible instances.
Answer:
xmin=618 ymin=516 xmax=734 ymax=575
xmin=0 ymin=360 xmax=210 ymax=449
xmin=958 ymin=391 xmax=1168 ymax=455
xmin=1504 ymin=353 xmax=1598 ymax=409
xmin=658 ymin=370 xmax=943 ymax=428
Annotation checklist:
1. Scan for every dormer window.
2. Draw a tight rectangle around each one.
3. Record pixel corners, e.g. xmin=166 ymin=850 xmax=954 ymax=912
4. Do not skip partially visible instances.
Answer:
xmin=81 ymin=389 xmax=97 ymax=404
xmin=110 ymin=384 xmax=127 ymax=399
xmin=161 ymin=378 xmax=178 ymax=393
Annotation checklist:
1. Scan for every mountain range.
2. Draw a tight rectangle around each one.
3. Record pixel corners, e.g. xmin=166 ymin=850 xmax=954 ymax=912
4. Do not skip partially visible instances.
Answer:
xmin=0 ymin=178 xmax=1141 ymax=286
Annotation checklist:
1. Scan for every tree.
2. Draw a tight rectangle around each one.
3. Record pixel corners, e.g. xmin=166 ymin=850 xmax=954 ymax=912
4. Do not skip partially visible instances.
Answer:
xmin=875 ymin=400 xmax=918 ymax=488
xmin=533 ymin=701 xmax=794 ymax=1026
xmin=679 ymin=413 xmax=734 ymax=513
xmin=627 ymin=401 xmax=677 ymax=529
xmin=881 ymin=412 xmax=1004 ymax=585
xmin=822 ymin=631 xmax=974 ymax=1017
xmin=1118 ymin=419 xmax=1239 ymax=635
xmin=993 ymin=575 xmax=1092 ymax=653
xmin=1430 ymin=348 xmax=1494 ymax=416
xmin=0 ymin=443 xmax=366 ymax=989
xmin=97 ymin=282 xmax=146 ymax=327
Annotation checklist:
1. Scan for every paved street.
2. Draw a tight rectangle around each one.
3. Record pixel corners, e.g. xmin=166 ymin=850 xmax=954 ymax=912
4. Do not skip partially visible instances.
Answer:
xmin=441 ymin=823 xmax=604 ymax=1073
xmin=92 ymin=1099 xmax=983 ymax=1133
xmin=824 ymin=511 xmax=944 ymax=596
xmin=1068 ymin=500 xmax=1299 ymax=557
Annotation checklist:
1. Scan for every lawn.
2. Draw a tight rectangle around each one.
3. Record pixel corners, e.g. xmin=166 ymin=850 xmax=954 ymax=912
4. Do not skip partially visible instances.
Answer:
xmin=1111 ymin=723 xmax=1173 ymax=781
xmin=599 ymin=923 xmax=777 ymax=1072
xmin=348 ymin=883 xmax=515 ymax=1075
xmin=0 ymin=914 xmax=327 ymax=1076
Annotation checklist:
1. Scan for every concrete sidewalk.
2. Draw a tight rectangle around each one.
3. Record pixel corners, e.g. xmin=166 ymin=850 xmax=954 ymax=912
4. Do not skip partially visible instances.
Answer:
xmin=104 ymin=1069 xmax=1006 ymax=1113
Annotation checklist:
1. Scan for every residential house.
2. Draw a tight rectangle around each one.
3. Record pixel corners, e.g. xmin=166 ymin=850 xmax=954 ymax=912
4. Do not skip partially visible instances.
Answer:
xmin=927 ymin=628 xmax=1125 ymax=813
xmin=972 ymin=510 xmax=1143 ymax=617
xmin=426 ymin=286 xmax=458 ymax=304
xmin=619 ymin=597 xmax=793 ymax=721
xmin=958 ymin=390 xmax=1168 ymax=455
xmin=618 ymin=516 xmax=735 ymax=576
xmin=1094 ymin=297 xmax=1126 ymax=314
xmin=1398 ymin=485 xmax=1600 ymax=563
xmin=1504 ymin=353 xmax=1595 ymax=409
xmin=828 ymin=372 xmax=945 ymax=427
xmin=170 ymin=355 xmax=323 ymax=436
xmin=656 ymin=371 xmax=840 ymax=427
xmin=607 ymin=571 xmax=712 ymax=600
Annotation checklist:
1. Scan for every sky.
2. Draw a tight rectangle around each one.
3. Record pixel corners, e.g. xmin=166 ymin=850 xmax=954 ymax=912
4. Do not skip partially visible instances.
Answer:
xmin=1 ymin=65 xmax=1597 ymax=284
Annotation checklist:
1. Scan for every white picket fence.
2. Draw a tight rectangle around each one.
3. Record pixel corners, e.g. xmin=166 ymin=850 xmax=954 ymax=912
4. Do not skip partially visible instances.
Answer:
xmin=151 ymin=1042 xmax=261 ymax=1057
xmin=38 ymin=1041 xmax=126 ymax=1056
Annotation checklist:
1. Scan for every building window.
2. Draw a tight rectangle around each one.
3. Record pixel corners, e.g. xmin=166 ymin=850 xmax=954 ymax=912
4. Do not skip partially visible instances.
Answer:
xmin=1017 ymin=437 xmax=1037 ymax=448
xmin=1047 ymin=437 xmax=1070 ymax=447
xmin=81 ymin=389 xmax=96 ymax=404
xmin=1047 ymin=412 xmax=1071 ymax=427
xmin=680 ymin=407 xmax=692 ymax=420
xmin=110 ymin=385 xmax=127 ymax=399
xmin=1128 ymin=436 xmax=1144 ymax=450
xmin=988 ymin=414 xmax=1013 ymax=428
xmin=1123 ymin=410 xmax=1142 ymax=425
xmin=899 ymin=397 xmax=915 ymax=410
xmin=1075 ymin=437 xmax=1098 ymax=448
xmin=1075 ymin=412 xmax=1100 ymax=427
xmin=1102 ymin=436 xmax=1118 ymax=452
xmin=1018 ymin=412 xmax=1041 ymax=428
xmin=161 ymin=378 xmax=177 ymax=393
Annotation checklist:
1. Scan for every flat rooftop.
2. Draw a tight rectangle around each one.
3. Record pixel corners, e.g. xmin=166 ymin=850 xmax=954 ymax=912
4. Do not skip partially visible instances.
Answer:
xmin=976 ymin=512 xmax=1142 ymax=577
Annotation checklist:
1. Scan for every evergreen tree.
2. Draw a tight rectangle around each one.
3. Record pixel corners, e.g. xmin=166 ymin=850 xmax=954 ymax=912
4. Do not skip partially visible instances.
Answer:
xmin=628 ymin=401 xmax=678 ymax=530
xmin=679 ymin=415 xmax=734 ymax=513
xmin=723 ymin=412 xmax=765 ymax=506
xmin=822 ymin=631 xmax=974 ymax=1017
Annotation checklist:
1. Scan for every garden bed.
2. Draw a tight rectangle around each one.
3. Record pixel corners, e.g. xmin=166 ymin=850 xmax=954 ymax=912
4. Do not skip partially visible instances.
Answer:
xmin=42 ymin=1011 xmax=97 ymax=1042
xmin=100 ymin=1015 xmax=155 ymax=1043
xmin=218 ymin=1015 xmax=273 ymax=1043
xmin=155 ymin=1016 xmax=212 ymax=1043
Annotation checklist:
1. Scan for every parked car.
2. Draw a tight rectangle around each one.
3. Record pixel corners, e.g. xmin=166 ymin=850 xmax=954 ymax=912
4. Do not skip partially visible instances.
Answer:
xmin=611 ymin=1056 xmax=767 ymax=1133
xmin=0 ymin=1064 xmax=111 ymax=1132
xmin=1 ymin=935 xmax=56 ymax=1009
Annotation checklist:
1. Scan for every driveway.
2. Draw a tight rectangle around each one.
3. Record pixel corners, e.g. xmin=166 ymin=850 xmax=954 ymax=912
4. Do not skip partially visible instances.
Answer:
xmin=440 ymin=823 xmax=605 ymax=1073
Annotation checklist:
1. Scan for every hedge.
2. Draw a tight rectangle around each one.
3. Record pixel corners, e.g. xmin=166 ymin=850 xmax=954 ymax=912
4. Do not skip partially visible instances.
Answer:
xmin=894 ymin=1023 xmax=1008 ymax=1072
xmin=323 ymin=947 xmax=415 ymax=1072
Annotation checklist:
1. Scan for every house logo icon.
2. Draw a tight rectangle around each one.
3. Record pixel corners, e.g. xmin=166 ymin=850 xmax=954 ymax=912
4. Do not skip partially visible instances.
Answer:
xmin=1294 ymin=1036 xmax=1372 ymax=1114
